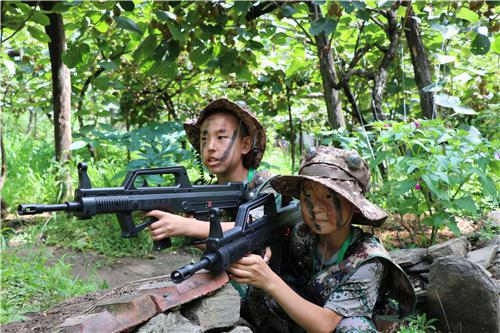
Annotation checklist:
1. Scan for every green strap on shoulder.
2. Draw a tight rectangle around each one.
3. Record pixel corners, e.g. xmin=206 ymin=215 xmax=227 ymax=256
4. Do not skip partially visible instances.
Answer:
xmin=247 ymin=168 xmax=255 ymax=183
xmin=335 ymin=228 xmax=353 ymax=265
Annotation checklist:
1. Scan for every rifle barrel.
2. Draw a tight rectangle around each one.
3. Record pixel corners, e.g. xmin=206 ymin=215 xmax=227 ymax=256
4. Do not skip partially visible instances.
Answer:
xmin=18 ymin=202 xmax=82 ymax=215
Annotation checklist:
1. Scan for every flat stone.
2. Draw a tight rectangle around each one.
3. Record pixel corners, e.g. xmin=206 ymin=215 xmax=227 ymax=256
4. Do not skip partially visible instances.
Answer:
xmin=96 ymin=294 xmax=158 ymax=331
xmin=486 ymin=210 xmax=500 ymax=227
xmin=227 ymin=326 xmax=254 ymax=333
xmin=56 ymin=311 xmax=123 ymax=333
xmin=182 ymin=283 xmax=241 ymax=331
xmin=388 ymin=248 xmax=426 ymax=267
xmin=468 ymin=244 xmax=498 ymax=268
xmin=426 ymin=237 xmax=470 ymax=261
xmin=406 ymin=260 xmax=431 ymax=273
xmin=136 ymin=312 xmax=202 ymax=333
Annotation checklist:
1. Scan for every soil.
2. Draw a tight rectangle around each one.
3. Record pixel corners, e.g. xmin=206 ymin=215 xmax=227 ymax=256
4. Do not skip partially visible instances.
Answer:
xmin=1 ymin=246 xmax=200 ymax=333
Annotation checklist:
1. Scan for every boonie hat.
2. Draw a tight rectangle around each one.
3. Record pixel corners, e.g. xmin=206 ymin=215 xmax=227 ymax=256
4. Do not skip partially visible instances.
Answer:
xmin=271 ymin=146 xmax=388 ymax=226
xmin=184 ymin=98 xmax=266 ymax=169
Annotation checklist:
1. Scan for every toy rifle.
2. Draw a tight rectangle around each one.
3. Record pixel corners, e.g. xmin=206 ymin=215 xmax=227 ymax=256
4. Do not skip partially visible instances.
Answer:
xmin=171 ymin=192 xmax=301 ymax=283
xmin=18 ymin=163 xmax=246 ymax=251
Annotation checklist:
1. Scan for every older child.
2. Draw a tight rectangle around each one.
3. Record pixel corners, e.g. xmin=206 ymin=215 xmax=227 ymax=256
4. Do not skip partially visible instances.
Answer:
xmin=229 ymin=146 xmax=415 ymax=333
xmin=147 ymin=98 xmax=273 ymax=242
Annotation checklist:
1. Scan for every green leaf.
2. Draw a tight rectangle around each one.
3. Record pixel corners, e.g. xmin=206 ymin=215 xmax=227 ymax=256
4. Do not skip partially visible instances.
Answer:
xmin=30 ymin=11 xmax=50 ymax=26
xmin=493 ymin=35 xmax=500 ymax=54
xmin=452 ymin=105 xmax=477 ymax=115
xmin=394 ymin=179 xmax=417 ymax=195
xmin=281 ymin=5 xmax=297 ymax=17
xmin=70 ymin=141 xmax=88 ymax=150
xmin=456 ymin=7 xmax=480 ymax=23
xmin=435 ymin=54 xmax=455 ymax=64
xmin=114 ymin=16 xmax=143 ymax=35
xmin=435 ymin=94 xmax=460 ymax=109
xmin=190 ymin=46 xmax=212 ymax=66
xmin=422 ymin=174 xmax=447 ymax=200
xmin=165 ymin=20 xmax=185 ymax=43
xmin=477 ymin=173 xmax=498 ymax=204
xmin=454 ymin=196 xmax=477 ymax=215
xmin=133 ymin=35 xmax=157 ymax=62
xmin=27 ymin=26 xmax=50 ymax=43
xmin=309 ymin=18 xmax=337 ymax=36
xmin=63 ymin=43 xmax=83 ymax=68
xmin=119 ymin=1 xmax=135 ymax=12
xmin=156 ymin=10 xmax=176 ymax=21
xmin=471 ymin=33 xmax=490 ymax=55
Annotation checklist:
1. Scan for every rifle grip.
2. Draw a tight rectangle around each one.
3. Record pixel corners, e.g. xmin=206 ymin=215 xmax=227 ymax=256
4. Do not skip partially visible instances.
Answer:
xmin=153 ymin=238 xmax=171 ymax=251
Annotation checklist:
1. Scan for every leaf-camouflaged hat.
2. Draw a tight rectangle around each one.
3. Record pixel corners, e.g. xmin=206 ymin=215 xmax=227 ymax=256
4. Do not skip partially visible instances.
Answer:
xmin=270 ymin=146 xmax=388 ymax=227
xmin=184 ymin=98 xmax=266 ymax=169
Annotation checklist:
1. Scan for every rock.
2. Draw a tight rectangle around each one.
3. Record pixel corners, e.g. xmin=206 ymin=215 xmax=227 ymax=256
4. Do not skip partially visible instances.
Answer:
xmin=468 ymin=243 xmax=498 ymax=268
xmin=426 ymin=237 xmax=470 ymax=261
xmin=406 ymin=260 xmax=431 ymax=273
xmin=182 ymin=284 xmax=241 ymax=331
xmin=388 ymin=248 xmax=426 ymax=267
xmin=226 ymin=326 xmax=254 ymax=333
xmin=136 ymin=312 xmax=203 ymax=333
xmin=486 ymin=210 xmax=500 ymax=227
xmin=427 ymin=255 xmax=498 ymax=333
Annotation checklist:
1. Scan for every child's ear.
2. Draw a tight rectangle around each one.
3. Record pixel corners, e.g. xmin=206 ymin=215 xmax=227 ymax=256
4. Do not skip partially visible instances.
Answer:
xmin=241 ymin=136 xmax=252 ymax=155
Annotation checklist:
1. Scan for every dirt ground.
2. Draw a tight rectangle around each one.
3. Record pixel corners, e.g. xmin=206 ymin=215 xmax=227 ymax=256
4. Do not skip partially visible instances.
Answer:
xmin=1 ymin=246 xmax=200 ymax=333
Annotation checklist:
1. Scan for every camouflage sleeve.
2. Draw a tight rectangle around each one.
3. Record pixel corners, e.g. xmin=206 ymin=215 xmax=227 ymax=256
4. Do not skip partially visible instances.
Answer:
xmin=324 ymin=259 xmax=384 ymax=318
xmin=247 ymin=170 xmax=283 ymax=220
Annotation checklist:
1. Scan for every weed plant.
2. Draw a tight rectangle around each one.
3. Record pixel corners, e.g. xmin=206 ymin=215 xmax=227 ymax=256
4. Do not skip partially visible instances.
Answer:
xmin=0 ymin=246 xmax=103 ymax=324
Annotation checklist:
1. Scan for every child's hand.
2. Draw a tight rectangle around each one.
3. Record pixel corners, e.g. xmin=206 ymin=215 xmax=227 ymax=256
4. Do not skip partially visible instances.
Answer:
xmin=146 ymin=210 xmax=192 ymax=240
xmin=228 ymin=254 xmax=277 ymax=290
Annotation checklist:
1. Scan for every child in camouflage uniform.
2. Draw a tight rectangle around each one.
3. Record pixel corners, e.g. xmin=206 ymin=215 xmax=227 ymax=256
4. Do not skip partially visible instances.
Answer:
xmin=229 ymin=146 xmax=416 ymax=333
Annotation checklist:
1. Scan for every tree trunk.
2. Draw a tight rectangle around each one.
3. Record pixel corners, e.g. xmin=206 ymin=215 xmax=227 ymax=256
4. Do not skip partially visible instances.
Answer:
xmin=308 ymin=3 xmax=345 ymax=129
xmin=41 ymin=1 xmax=72 ymax=199
xmin=404 ymin=5 xmax=435 ymax=119
xmin=315 ymin=33 xmax=346 ymax=129
xmin=372 ymin=5 xmax=401 ymax=121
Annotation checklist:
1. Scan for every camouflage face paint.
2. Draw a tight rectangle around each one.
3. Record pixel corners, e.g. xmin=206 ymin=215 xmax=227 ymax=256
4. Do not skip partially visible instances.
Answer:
xmin=330 ymin=190 xmax=345 ymax=228
xmin=301 ymin=185 xmax=321 ymax=231
xmin=219 ymin=129 xmax=239 ymax=163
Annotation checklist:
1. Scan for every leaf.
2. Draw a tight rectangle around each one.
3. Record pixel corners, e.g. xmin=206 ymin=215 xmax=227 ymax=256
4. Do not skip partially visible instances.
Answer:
xmin=477 ymin=173 xmax=498 ymax=204
xmin=422 ymin=81 xmax=445 ymax=92
xmin=133 ymin=35 xmax=157 ymax=62
xmin=452 ymin=105 xmax=477 ymax=115
xmin=63 ymin=44 xmax=83 ymax=68
xmin=30 ymin=11 xmax=50 ymax=26
xmin=456 ymin=7 xmax=480 ymax=23
xmin=156 ymin=10 xmax=176 ymax=21
xmin=70 ymin=141 xmax=88 ymax=150
xmin=493 ymin=35 xmax=500 ymax=54
xmin=165 ymin=20 xmax=185 ymax=43
xmin=309 ymin=18 xmax=337 ymax=36
xmin=119 ymin=1 xmax=135 ymax=12
xmin=422 ymin=174 xmax=447 ymax=200
xmin=394 ymin=179 xmax=417 ymax=195
xmin=27 ymin=26 xmax=50 ymax=43
xmin=454 ymin=196 xmax=477 ymax=215
xmin=435 ymin=94 xmax=460 ymax=109
xmin=281 ymin=5 xmax=297 ymax=17
xmin=190 ymin=46 xmax=212 ymax=66
xmin=435 ymin=54 xmax=455 ymax=64
xmin=114 ymin=16 xmax=143 ymax=35
xmin=471 ymin=33 xmax=490 ymax=55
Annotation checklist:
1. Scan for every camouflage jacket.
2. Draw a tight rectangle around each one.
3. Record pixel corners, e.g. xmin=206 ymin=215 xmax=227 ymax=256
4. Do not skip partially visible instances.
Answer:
xmin=284 ymin=222 xmax=416 ymax=324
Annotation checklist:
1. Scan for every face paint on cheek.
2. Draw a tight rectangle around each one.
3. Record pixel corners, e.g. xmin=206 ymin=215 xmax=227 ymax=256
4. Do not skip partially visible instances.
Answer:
xmin=219 ymin=130 xmax=239 ymax=162
xmin=332 ymin=195 xmax=345 ymax=228
xmin=303 ymin=192 xmax=321 ymax=231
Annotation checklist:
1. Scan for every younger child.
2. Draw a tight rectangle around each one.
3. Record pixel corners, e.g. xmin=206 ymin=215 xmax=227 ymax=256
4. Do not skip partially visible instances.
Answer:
xmin=229 ymin=146 xmax=415 ymax=333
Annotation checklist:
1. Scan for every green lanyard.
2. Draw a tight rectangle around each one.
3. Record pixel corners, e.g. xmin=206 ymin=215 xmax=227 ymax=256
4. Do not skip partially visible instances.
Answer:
xmin=313 ymin=228 xmax=353 ymax=274
xmin=335 ymin=228 xmax=353 ymax=265
xmin=247 ymin=168 xmax=255 ymax=183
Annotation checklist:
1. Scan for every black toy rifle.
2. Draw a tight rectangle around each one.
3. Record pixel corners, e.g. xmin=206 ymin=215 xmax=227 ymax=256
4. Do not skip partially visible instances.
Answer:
xmin=18 ymin=163 xmax=246 ymax=250
xmin=171 ymin=192 xmax=301 ymax=283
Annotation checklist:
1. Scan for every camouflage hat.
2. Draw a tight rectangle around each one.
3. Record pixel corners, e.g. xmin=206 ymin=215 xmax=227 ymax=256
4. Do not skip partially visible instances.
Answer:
xmin=184 ymin=98 xmax=266 ymax=169
xmin=270 ymin=146 xmax=388 ymax=227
